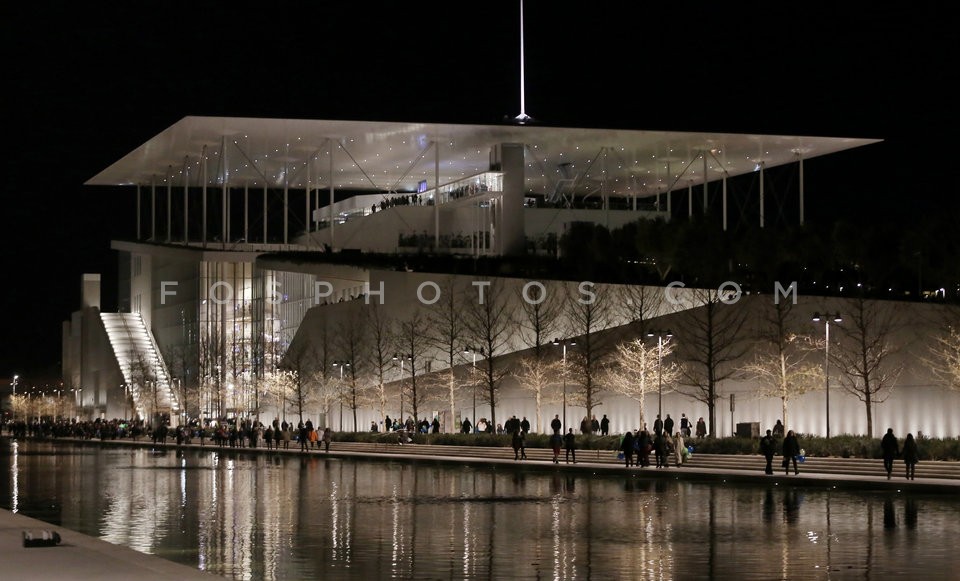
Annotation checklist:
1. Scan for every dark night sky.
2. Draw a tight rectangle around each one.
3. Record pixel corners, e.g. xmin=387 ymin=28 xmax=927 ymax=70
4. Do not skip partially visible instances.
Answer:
xmin=2 ymin=3 xmax=957 ymax=382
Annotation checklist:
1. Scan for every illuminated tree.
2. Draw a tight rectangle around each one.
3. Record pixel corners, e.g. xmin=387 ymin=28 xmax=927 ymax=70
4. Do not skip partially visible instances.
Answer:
xmin=605 ymin=336 xmax=679 ymax=431
xmin=739 ymin=300 xmax=822 ymax=431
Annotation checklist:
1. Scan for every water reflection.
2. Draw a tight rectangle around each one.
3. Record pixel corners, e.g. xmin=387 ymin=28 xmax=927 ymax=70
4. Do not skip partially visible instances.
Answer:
xmin=2 ymin=440 xmax=960 ymax=580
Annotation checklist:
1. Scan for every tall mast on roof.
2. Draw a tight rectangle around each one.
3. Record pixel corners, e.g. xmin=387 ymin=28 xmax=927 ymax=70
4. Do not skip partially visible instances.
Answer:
xmin=514 ymin=0 xmax=533 ymax=124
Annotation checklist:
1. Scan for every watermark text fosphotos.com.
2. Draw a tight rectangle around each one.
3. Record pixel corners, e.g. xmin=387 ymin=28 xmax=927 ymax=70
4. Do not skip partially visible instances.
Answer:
xmin=159 ymin=280 xmax=800 ymax=307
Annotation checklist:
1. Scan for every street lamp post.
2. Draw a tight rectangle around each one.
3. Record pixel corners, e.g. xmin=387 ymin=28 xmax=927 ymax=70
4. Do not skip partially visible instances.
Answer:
xmin=392 ymin=354 xmax=410 ymax=428
xmin=10 ymin=375 xmax=18 ymax=422
xmin=551 ymin=338 xmax=576 ymax=432
xmin=333 ymin=360 xmax=351 ymax=431
xmin=812 ymin=313 xmax=842 ymax=438
xmin=463 ymin=347 xmax=484 ymax=433
xmin=646 ymin=330 xmax=673 ymax=420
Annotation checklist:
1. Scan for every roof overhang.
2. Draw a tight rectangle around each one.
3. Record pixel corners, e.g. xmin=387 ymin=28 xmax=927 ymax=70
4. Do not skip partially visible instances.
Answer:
xmin=86 ymin=116 xmax=880 ymax=198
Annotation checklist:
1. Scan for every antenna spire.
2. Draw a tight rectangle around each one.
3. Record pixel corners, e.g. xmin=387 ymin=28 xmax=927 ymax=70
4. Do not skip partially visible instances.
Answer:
xmin=513 ymin=0 xmax=533 ymax=124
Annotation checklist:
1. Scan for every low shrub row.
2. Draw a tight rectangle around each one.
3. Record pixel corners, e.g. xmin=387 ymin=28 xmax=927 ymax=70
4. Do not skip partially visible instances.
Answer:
xmin=337 ymin=431 xmax=960 ymax=460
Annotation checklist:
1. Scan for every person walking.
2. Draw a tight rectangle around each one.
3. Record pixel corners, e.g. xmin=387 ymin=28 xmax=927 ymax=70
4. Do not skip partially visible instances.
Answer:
xmin=512 ymin=429 xmax=524 ymax=460
xmin=461 ymin=417 xmax=472 ymax=434
xmin=564 ymin=428 xmax=577 ymax=464
xmin=902 ymin=432 xmax=919 ymax=480
xmin=600 ymin=414 xmax=610 ymax=436
xmin=673 ymin=431 xmax=686 ymax=467
xmin=322 ymin=427 xmax=332 ymax=452
xmin=680 ymin=413 xmax=691 ymax=438
xmin=881 ymin=428 xmax=900 ymax=479
xmin=760 ymin=429 xmax=776 ymax=475
xmin=549 ymin=430 xmax=563 ymax=464
xmin=621 ymin=429 xmax=635 ymax=467
xmin=782 ymin=430 xmax=800 ymax=475
xmin=520 ymin=416 xmax=530 ymax=434
xmin=696 ymin=417 xmax=707 ymax=439
xmin=653 ymin=414 xmax=664 ymax=436
xmin=664 ymin=414 xmax=674 ymax=438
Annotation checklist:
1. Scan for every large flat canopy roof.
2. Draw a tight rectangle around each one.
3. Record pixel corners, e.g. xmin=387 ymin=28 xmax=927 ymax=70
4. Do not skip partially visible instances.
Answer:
xmin=87 ymin=116 xmax=880 ymax=198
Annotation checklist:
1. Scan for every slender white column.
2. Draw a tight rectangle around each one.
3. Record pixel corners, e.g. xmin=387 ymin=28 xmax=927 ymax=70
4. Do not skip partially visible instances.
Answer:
xmin=329 ymin=143 xmax=336 ymax=250
xmin=136 ymin=184 xmax=141 ymax=240
xmin=283 ymin=168 xmax=289 ymax=245
xmin=798 ymin=154 xmax=805 ymax=226
xmin=222 ymin=137 xmax=228 ymax=250
xmin=151 ymin=180 xmax=156 ymax=240
xmin=183 ymin=166 xmax=188 ymax=245
xmin=666 ymin=161 xmax=672 ymax=216
xmin=262 ymin=185 xmax=268 ymax=243
xmin=722 ymin=174 xmax=728 ymax=231
xmin=760 ymin=161 xmax=765 ymax=229
xmin=687 ymin=181 xmax=693 ymax=219
xmin=244 ymin=183 xmax=249 ymax=244
xmin=703 ymin=153 xmax=708 ymax=213
xmin=434 ymin=140 xmax=440 ymax=249
xmin=202 ymin=153 xmax=208 ymax=248
xmin=306 ymin=159 xmax=311 ymax=238
xmin=166 ymin=176 xmax=172 ymax=243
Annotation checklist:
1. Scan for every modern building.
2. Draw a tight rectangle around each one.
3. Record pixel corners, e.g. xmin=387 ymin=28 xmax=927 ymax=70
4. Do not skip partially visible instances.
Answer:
xmin=62 ymin=115 xmax=958 ymax=438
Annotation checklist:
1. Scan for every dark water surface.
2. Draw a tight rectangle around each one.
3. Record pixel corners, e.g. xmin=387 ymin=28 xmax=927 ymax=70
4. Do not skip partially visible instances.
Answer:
xmin=2 ymin=439 xmax=958 ymax=580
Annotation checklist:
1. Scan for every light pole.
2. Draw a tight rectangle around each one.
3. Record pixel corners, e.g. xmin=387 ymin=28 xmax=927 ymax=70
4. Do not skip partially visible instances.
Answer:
xmin=551 ymin=338 xmax=576 ymax=432
xmin=392 ymin=354 xmax=411 ymax=428
xmin=463 ymin=346 xmax=484 ymax=433
xmin=333 ymin=360 xmax=351 ymax=431
xmin=812 ymin=313 xmax=841 ymax=438
xmin=10 ymin=375 xmax=18 ymax=422
xmin=646 ymin=330 xmax=673 ymax=420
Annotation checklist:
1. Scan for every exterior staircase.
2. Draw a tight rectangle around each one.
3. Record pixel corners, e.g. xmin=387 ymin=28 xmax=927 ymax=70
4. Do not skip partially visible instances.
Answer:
xmin=100 ymin=312 xmax=180 ymax=422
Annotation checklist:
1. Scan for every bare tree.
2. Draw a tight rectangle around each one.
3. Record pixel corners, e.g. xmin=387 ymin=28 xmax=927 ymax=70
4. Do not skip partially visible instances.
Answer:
xmin=336 ymin=308 xmax=368 ymax=431
xmin=831 ymin=296 xmax=904 ymax=437
xmin=739 ymin=299 xmax=822 ymax=431
xmin=565 ymin=282 xmax=614 ymax=431
xmin=395 ymin=308 xmax=434 ymax=426
xmin=462 ymin=279 xmax=514 ymax=429
xmin=262 ymin=369 xmax=297 ymax=421
xmin=513 ymin=355 xmax=562 ymax=433
xmin=605 ymin=336 xmax=680 ymax=430
xmin=617 ymin=283 xmax=665 ymax=330
xmin=427 ymin=276 xmax=465 ymax=433
xmin=363 ymin=301 xmax=394 ymax=430
xmin=513 ymin=280 xmax=563 ymax=432
xmin=280 ymin=340 xmax=316 ymax=425
xmin=925 ymin=325 xmax=960 ymax=392
xmin=675 ymin=288 xmax=750 ymax=437
xmin=162 ymin=343 xmax=198 ymax=423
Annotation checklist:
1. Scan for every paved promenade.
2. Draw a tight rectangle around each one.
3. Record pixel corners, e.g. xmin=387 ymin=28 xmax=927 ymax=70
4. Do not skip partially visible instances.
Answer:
xmin=3 ymin=435 xmax=958 ymax=580
xmin=0 ymin=508 xmax=221 ymax=580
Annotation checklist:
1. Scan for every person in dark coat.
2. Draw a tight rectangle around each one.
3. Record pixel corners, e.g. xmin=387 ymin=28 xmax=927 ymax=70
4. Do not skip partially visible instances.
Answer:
xmin=461 ymin=418 xmax=472 ymax=434
xmin=637 ymin=429 xmax=651 ymax=467
xmin=564 ymin=428 xmax=577 ymax=463
xmin=621 ymin=430 xmax=635 ymax=467
xmin=696 ymin=417 xmax=707 ymax=438
xmin=653 ymin=414 xmax=664 ymax=436
xmin=512 ymin=429 xmax=524 ymax=460
xmin=664 ymin=414 xmax=674 ymax=437
xmin=653 ymin=431 xmax=667 ymax=468
xmin=551 ymin=414 xmax=562 ymax=434
xmin=549 ymin=431 xmax=563 ymax=463
xmin=782 ymin=430 xmax=801 ymax=475
xmin=432 ymin=417 xmax=440 ymax=433
xmin=520 ymin=417 xmax=531 ymax=434
xmin=881 ymin=428 xmax=900 ymax=479
xmin=902 ymin=432 xmax=919 ymax=480
xmin=600 ymin=415 xmax=610 ymax=436
xmin=759 ymin=429 xmax=777 ymax=474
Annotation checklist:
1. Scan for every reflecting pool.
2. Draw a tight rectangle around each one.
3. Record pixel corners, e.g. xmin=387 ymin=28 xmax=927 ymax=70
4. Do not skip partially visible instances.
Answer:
xmin=2 ymin=439 xmax=959 ymax=580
